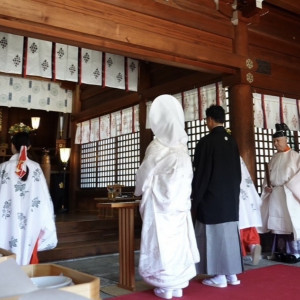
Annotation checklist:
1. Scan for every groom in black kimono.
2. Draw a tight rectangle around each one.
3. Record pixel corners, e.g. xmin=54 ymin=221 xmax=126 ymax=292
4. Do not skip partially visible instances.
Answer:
xmin=192 ymin=104 xmax=243 ymax=288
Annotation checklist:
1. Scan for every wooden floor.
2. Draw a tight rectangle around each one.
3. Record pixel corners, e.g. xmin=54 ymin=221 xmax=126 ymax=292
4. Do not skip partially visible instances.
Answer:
xmin=55 ymin=211 xmax=101 ymax=222
xmin=39 ymin=211 xmax=141 ymax=263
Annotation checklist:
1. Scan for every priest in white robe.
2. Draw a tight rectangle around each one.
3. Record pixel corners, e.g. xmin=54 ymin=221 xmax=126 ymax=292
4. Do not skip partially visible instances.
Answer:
xmin=259 ymin=123 xmax=300 ymax=263
xmin=134 ymin=94 xmax=200 ymax=299
xmin=0 ymin=131 xmax=57 ymax=265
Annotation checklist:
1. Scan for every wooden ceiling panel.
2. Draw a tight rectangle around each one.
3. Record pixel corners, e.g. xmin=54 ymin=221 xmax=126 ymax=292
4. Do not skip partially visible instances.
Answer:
xmin=265 ymin=0 xmax=300 ymax=15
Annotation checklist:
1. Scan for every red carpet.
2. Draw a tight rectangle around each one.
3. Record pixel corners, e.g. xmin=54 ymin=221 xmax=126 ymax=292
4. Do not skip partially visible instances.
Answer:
xmin=112 ymin=265 xmax=300 ymax=299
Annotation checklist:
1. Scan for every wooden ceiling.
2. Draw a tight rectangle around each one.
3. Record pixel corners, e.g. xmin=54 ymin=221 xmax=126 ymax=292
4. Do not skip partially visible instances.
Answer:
xmin=266 ymin=0 xmax=300 ymax=15
xmin=0 ymin=0 xmax=299 ymax=118
xmin=79 ymin=0 xmax=300 ymax=117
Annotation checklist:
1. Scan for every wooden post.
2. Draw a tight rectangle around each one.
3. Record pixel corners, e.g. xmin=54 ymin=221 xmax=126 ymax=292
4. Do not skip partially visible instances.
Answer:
xmin=227 ymin=16 xmax=257 ymax=182
xmin=69 ymin=84 xmax=81 ymax=212
xmin=41 ymin=148 xmax=51 ymax=188
xmin=228 ymin=84 xmax=256 ymax=182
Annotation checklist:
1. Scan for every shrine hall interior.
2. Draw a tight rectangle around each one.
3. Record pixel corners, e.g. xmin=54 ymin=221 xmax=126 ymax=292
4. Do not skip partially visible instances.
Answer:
xmin=0 ymin=0 xmax=299 ymax=261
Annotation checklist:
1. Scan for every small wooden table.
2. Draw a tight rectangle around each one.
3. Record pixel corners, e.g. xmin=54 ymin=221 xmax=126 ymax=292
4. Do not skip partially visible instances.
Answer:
xmin=95 ymin=199 xmax=140 ymax=291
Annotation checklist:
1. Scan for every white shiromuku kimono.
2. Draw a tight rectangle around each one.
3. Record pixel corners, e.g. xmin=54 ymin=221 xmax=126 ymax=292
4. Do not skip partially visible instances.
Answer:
xmin=135 ymin=95 xmax=200 ymax=289
xmin=239 ymin=157 xmax=262 ymax=230
xmin=259 ymin=149 xmax=300 ymax=240
xmin=0 ymin=154 xmax=57 ymax=265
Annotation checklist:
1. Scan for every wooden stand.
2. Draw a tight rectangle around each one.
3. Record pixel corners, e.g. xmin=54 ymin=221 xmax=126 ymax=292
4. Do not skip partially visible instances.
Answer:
xmin=96 ymin=199 xmax=140 ymax=291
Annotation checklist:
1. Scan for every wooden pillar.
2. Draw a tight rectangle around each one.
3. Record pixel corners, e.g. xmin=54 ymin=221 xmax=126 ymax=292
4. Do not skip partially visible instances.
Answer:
xmin=41 ymin=148 xmax=51 ymax=188
xmin=139 ymin=62 xmax=153 ymax=161
xmin=228 ymin=84 xmax=256 ymax=181
xmin=69 ymin=84 xmax=81 ymax=212
xmin=227 ymin=17 xmax=257 ymax=181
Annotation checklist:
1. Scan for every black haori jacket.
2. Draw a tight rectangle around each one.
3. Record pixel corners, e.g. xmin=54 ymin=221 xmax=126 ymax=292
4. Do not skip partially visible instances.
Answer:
xmin=191 ymin=126 xmax=241 ymax=224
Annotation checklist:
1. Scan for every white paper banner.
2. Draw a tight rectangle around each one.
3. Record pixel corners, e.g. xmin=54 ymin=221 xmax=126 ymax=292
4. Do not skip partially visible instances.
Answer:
xmin=75 ymin=123 xmax=82 ymax=144
xmin=121 ymin=107 xmax=133 ymax=135
xmin=0 ymin=32 xmax=23 ymax=74
xmin=55 ymin=43 xmax=78 ymax=82
xmin=100 ymin=114 xmax=111 ymax=140
xmin=199 ymin=83 xmax=219 ymax=118
xmin=81 ymin=120 xmax=90 ymax=144
xmin=282 ymin=97 xmax=299 ymax=131
xmin=133 ymin=104 xmax=140 ymax=132
xmin=253 ymin=93 xmax=265 ymax=128
xmin=127 ymin=58 xmax=138 ymax=91
xmin=110 ymin=111 xmax=122 ymax=137
xmin=90 ymin=117 xmax=100 ymax=142
xmin=0 ymin=74 xmax=72 ymax=113
xmin=264 ymin=95 xmax=280 ymax=129
xmin=26 ymin=38 xmax=52 ymax=78
xmin=81 ymin=48 xmax=102 ymax=86
xmin=104 ymin=53 xmax=125 ymax=90
xmin=183 ymin=88 xmax=199 ymax=121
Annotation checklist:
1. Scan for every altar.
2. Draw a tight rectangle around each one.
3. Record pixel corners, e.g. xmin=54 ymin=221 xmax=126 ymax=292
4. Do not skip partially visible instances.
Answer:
xmin=95 ymin=198 xmax=140 ymax=291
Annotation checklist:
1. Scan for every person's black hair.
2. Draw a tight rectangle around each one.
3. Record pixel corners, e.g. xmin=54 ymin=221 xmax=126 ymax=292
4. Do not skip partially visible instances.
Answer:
xmin=11 ymin=132 xmax=31 ymax=181
xmin=11 ymin=132 xmax=31 ymax=151
xmin=206 ymin=105 xmax=225 ymax=123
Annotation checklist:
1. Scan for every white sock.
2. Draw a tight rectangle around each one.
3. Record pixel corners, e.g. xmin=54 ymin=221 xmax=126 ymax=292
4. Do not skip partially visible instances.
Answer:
xmin=249 ymin=244 xmax=258 ymax=253
xmin=226 ymin=274 xmax=237 ymax=281
xmin=211 ymin=275 xmax=226 ymax=284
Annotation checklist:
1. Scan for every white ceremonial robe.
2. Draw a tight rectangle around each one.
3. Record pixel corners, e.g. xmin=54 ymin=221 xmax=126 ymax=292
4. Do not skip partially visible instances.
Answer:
xmin=135 ymin=139 xmax=200 ymax=289
xmin=239 ymin=157 xmax=262 ymax=229
xmin=260 ymin=149 xmax=300 ymax=240
xmin=0 ymin=154 xmax=57 ymax=265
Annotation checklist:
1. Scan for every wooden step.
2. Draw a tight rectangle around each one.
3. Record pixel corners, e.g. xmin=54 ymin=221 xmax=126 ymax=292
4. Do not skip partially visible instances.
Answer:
xmin=38 ymin=213 xmax=141 ymax=262
xmin=39 ymin=238 xmax=141 ymax=262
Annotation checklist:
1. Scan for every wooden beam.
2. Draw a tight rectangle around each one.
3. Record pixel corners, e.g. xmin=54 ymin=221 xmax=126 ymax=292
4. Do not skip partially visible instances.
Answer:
xmin=265 ymin=0 xmax=300 ymax=15
xmin=140 ymin=72 xmax=222 ymax=99
xmin=0 ymin=0 xmax=244 ymax=74
xmin=72 ymin=92 xmax=140 ymax=122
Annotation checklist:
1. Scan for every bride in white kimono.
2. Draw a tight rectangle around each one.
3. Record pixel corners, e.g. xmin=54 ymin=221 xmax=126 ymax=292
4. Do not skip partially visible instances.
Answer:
xmin=134 ymin=95 xmax=200 ymax=299
xmin=0 ymin=131 xmax=57 ymax=265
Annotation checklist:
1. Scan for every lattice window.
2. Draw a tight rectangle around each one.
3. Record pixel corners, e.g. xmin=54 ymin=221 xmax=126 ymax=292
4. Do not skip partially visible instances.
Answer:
xmin=186 ymin=119 xmax=208 ymax=160
xmin=97 ymin=137 xmax=116 ymax=188
xmin=254 ymin=128 xmax=276 ymax=194
xmin=80 ymin=132 xmax=140 ymax=188
xmin=117 ymin=132 xmax=140 ymax=186
xmin=80 ymin=142 xmax=97 ymax=188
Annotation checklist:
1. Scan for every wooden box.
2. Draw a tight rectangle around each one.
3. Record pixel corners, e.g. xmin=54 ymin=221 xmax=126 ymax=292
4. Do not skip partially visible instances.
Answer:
xmin=0 ymin=248 xmax=16 ymax=263
xmin=21 ymin=263 xmax=100 ymax=300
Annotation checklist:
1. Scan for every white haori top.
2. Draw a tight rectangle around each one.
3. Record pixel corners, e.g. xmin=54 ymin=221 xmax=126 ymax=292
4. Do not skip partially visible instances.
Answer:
xmin=0 ymin=154 xmax=57 ymax=265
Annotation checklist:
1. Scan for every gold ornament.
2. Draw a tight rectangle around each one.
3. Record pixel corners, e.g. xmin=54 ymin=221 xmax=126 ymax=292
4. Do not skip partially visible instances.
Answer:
xmin=246 ymin=58 xmax=254 ymax=69
xmin=246 ymin=73 xmax=254 ymax=83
